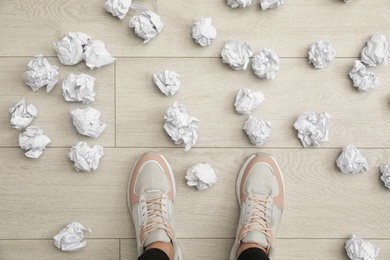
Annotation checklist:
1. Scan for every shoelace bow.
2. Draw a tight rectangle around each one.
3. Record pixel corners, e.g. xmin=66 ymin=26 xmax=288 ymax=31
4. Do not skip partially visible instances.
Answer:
xmin=142 ymin=196 xmax=170 ymax=236
xmin=243 ymin=197 xmax=272 ymax=246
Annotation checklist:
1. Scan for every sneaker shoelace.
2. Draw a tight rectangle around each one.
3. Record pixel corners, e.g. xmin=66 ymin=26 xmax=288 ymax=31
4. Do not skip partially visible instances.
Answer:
xmin=242 ymin=197 xmax=272 ymax=247
xmin=142 ymin=196 xmax=170 ymax=236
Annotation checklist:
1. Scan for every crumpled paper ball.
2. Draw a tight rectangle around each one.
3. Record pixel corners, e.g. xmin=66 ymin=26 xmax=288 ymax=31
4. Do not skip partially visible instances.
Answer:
xmin=345 ymin=235 xmax=379 ymax=260
xmin=243 ymin=116 xmax=272 ymax=146
xmin=71 ymin=107 xmax=107 ymax=138
xmin=83 ymin=40 xmax=115 ymax=70
xmin=191 ymin=17 xmax=217 ymax=47
xmin=379 ymin=164 xmax=390 ymax=189
xmin=53 ymin=222 xmax=91 ymax=252
xmin=23 ymin=55 xmax=59 ymax=92
xmin=153 ymin=70 xmax=180 ymax=96
xmin=349 ymin=60 xmax=380 ymax=92
xmin=260 ymin=0 xmax=285 ymax=10
xmin=68 ymin=142 xmax=104 ymax=172
xmin=227 ymin=0 xmax=251 ymax=8
xmin=9 ymin=98 xmax=37 ymax=130
xmin=53 ymin=32 xmax=90 ymax=65
xmin=129 ymin=10 xmax=164 ymax=43
xmin=221 ymin=39 xmax=253 ymax=70
xmin=234 ymin=88 xmax=265 ymax=115
xmin=104 ymin=0 xmax=132 ymax=19
xmin=293 ymin=111 xmax=330 ymax=147
xmin=185 ymin=163 xmax=217 ymax=190
xmin=252 ymin=48 xmax=280 ymax=80
xmin=62 ymin=73 xmax=96 ymax=104
xmin=164 ymin=101 xmax=200 ymax=151
xmin=336 ymin=144 xmax=369 ymax=174
xmin=19 ymin=126 xmax=51 ymax=159
xmin=361 ymin=33 xmax=388 ymax=67
xmin=308 ymin=40 xmax=336 ymax=69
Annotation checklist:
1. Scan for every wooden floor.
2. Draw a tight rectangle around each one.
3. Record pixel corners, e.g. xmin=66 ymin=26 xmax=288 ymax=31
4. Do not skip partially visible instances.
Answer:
xmin=1 ymin=0 xmax=390 ymax=259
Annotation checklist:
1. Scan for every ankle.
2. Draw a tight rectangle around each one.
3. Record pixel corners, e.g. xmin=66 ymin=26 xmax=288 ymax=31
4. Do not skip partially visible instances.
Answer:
xmin=237 ymin=242 xmax=267 ymax=257
xmin=145 ymin=241 xmax=174 ymax=260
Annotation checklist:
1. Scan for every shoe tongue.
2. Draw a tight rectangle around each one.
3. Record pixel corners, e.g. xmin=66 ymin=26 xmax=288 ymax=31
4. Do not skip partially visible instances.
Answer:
xmin=252 ymin=191 xmax=269 ymax=199
xmin=144 ymin=229 xmax=171 ymax=247
xmin=241 ymin=231 xmax=268 ymax=248
xmin=144 ymin=189 xmax=163 ymax=199
xmin=143 ymin=190 xmax=171 ymax=247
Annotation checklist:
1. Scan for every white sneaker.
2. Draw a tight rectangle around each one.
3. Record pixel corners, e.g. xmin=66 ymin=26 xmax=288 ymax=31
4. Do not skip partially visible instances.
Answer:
xmin=127 ymin=152 xmax=183 ymax=260
xmin=230 ymin=153 xmax=285 ymax=260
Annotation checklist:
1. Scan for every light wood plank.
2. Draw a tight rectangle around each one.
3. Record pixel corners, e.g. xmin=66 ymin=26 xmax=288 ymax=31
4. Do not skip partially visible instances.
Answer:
xmin=116 ymin=58 xmax=390 ymax=148
xmin=120 ymin=238 xmax=390 ymax=260
xmin=0 ymin=239 xmax=119 ymax=260
xmin=0 ymin=58 xmax=115 ymax=147
xmin=0 ymin=0 xmax=389 ymax=58
xmin=1 ymin=148 xmax=389 ymax=239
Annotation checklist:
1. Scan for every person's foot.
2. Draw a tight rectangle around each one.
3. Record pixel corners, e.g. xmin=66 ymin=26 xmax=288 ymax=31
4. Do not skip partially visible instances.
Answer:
xmin=229 ymin=153 xmax=285 ymax=260
xmin=128 ymin=152 xmax=182 ymax=260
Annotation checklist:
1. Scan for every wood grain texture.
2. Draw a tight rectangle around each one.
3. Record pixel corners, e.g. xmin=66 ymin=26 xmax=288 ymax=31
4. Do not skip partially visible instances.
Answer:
xmin=116 ymin=58 xmax=390 ymax=149
xmin=120 ymin=238 xmax=390 ymax=260
xmin=1 ymin=148 xmax=389 ymax=239
xmin=0 ymin=0 xmax=389 ymax=57
xmin=0 ymin=58 xmax=115 ymax=147
xmin=0 ymin=239 xmax=119 ymax=260
xmin=1 ymin=0 xmax=390 ymax=258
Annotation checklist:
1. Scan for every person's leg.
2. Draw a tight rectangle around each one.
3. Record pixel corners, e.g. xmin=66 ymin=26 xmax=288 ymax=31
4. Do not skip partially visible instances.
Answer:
xmin=238 ymin=247 xmax=270 ymax=260
xmin=137 ymin=248 xmax=170 ymax=260
xmin=128 ymin=152 xmax=183 ymax=260
xmin=230 ymin=153 xmax=285 ymax=260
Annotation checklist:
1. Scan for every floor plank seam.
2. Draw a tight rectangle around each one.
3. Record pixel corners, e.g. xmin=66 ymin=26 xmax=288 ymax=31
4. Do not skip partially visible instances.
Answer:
xmin=114 ymin=60 xmax=117 ymax=148
xmin=0 ymin=56 xmax=363 ymax=59
xmin=3 ymin=146 xmax=390 ymax=150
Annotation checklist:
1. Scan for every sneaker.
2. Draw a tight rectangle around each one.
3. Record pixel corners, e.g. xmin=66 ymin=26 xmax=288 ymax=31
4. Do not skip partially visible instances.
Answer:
xmin=127 ymin=152 xmax=182 ymax=260
xmin=229 ymin=153 xmax=285 ymax=260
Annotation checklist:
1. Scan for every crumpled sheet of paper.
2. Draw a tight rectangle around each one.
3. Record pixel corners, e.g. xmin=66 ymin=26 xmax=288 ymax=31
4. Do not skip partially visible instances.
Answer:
xmin=227 ymin=0 xmax=251 ymax=8
xmin=19 ymin=126 xmax=51 ymax=159
xmin=345 ymin=235 xmax=379 ymax=260
xmin=53 ymin=222 xmax=91 ymax=252
xmin=192 ymin=17 xmax=217 ymax=47
xmin=252 ymin=48 xmax=280 ymax=80
xmin=336 ymin=144 xmax=369 ymax=174
xmin=379 ymin=164 xmax=390 ymax=189
xmin=260 ymin=0 xmax=285 ymax=10
xmin=234 ymin=88 xmax=265 ymax=115
xmin=68 ymin=141 xmax=104 ymax=172
xmin=62 ymin=73 xmax=96 ymax=104
xmin=164 ymin=101 xmax=200 ymax=151
xmin=71 ymin=107 xmax=107 ymax=138
xmin=153 ymin=70 xmax=180 ymax=96
xmin=104 ymin=0 xmax=132 ymax=19
xmin=9 ymin=98 xmax=37 ymax=130
xmin=361 ymin=33 xmax=389 ymax=67
xmin=349 ymin=60 xmax=380 ymax=92
xmin=185 ymin=163 xmax=217 ymax=190
xmin=23 ymin=55 xmax=59 ymax=92
xmin=308 ymin=40 xmax=336 ymax=69
xmin=221 ymin=39 xmax=253 ymax=70
xmin=243 ymin=116 xmax=272 ymax=146
xmin=53 ymin=32 xmax=90 ymax=65
xmin=293 ymin=111 xmax=330 ymax=147
xmin=129 ymin=10 xmax=164 ymax=43
xmin=83 ymin=40 xmax=115 ymax=70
